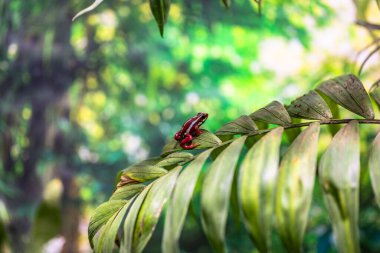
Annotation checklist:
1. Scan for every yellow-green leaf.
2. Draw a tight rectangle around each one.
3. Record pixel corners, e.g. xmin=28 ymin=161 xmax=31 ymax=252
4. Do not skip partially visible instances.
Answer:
xmin=201 ymin=136 xmax=247 ymax=253
xmin=124 ymin=165 xmax=168 ymax=182
xmin=122 ymin=185 xmax=152 ymax=253
xmin=286 ymin=91 xmax=333 ymax=120
xmin=250 ymin=101 xmax=292 ymax=126
xmin=275 ymin=122 xmax=320 ymax=253
xmin=238 ymin=127 xmax=283 ymax=253
xmin=216 ymin=115 xmax=258 ymax=135
xmin=149 ymin=0 xmax=171 ymax=37
xmin=163 ymin=149 xmax=213 ymax=253
xmin=110 ymin=184 xmax=145 ymax=201
xmin=157 ymin=152 xmax=194 ymax=167
xmin=369 ymin=131 xmax=380 ymax=208
xmin=318 ymin=121 xmax=360 ymax=253
xmin=95 ymin=200 xmax=132 ymax=253
xmin=316 ymin=74 xmax=374 ymax=119
xmin=89 ymin=200 xmax=126 ymax=248
xmin=132 ymin=166 xmax=181 ymax=253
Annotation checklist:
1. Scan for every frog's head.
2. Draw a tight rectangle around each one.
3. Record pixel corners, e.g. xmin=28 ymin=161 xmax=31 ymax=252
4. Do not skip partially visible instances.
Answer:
xmin=196 ymin=112 xmax=208 ymax=125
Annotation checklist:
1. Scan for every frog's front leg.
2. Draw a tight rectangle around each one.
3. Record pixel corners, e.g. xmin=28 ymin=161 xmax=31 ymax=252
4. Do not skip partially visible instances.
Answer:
xmin=180 ymin=134 xmax=198 ymax=149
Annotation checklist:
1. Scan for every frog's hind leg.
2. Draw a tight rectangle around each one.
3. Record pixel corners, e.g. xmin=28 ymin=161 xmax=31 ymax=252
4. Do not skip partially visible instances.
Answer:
xmin=180 ymin=134 xmax=198 ymax=150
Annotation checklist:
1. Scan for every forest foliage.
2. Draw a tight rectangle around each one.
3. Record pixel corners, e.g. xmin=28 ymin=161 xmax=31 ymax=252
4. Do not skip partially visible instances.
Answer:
xmin=0 ymin=0 xmax=380 ymax=252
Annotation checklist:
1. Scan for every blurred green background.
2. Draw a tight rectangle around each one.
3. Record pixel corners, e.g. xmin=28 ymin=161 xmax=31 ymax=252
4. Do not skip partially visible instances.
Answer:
xmin=0 ymin=0 xmax=379 ymax=252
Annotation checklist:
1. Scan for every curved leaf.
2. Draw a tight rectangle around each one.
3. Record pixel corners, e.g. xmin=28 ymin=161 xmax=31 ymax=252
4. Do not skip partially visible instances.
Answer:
xmin=286 ymin=91 xmax=333 ymax=120
xmin=149 ymin=0 xmax=171 ymax=37
xmin=369 ymin=131 xmax=380 ymax=208
xmin=216 ymin=115 xmax=258 ymax=135
xmin=89 ymin=200 xmax=127 ymax=248
xmin=132 ymin=166 xmax=181 ymax=253
xmin=201 ymin=136 xmax=247 ymax=253
xmin=316 ymin=74 xmax=374 ymax=119
xmin=122 ymin=185 xmax=152 ymax=253
xmin=161 ymin=130 xmax=222 ymax=156
xmin=275 ymin=122 xmax=320 ymax=253
xmin=369 ymin=80 xmax=380 ymax=108
xmin=318 ymin=121 xmax=360 ymax=253
xmin=250 ymin=101 xmax=292 ymax=126
xmin=125 ymin=165 xmax=168 ymax=182
xmin=72 ymin=0 xmax=103 ymax=21
xmin=95 ymin=200 xmax=132 ymax=253
xmin=110 ymin=184 xmax=145 ymax=201
xmin=238 ymin=127 xmax=283 ymax=253
xmin=157 ymin=152 xmax=193 ymax=167
xmin=163 ymin=149 xmax=213 ymax=253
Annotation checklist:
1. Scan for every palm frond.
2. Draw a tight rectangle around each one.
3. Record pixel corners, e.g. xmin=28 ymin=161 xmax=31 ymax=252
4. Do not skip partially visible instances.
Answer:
xmin=89 ymin=73 xmax=380 ymax=253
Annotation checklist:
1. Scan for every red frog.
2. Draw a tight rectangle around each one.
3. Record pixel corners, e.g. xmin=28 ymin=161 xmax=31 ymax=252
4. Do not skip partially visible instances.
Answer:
xmin=174 ymin=112 xmax=208 ymax=150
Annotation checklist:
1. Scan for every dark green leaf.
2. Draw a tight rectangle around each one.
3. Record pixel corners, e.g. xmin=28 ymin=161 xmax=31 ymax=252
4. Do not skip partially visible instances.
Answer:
xmin=149 ymin=0 xmax=171 ymax=37
xmin=216 ymin=115 xmax=258 ymax=135
xmin=275 ymin=122 xmax=320 ymax=253
xmin=250 ymin=101 xmax=292 ymax=126
xmin=238 ymin=127 xmax=283 ymax=253
xmin=110 ymin=184 xmax=145 ymax=201
xmin=222 ymin=0 xmax=230 ymax=8
xmin=124 ymin=165 xmax=168 ymax=182
xmin=201 ymin=136 xmax=247 ymax=253
xmin=72 ymin=0 xmax=103 ymax=21
xmin=132 ymin=166 xmax=181 ymax=253
xmin=369 ymin=80 xmax=380 ymax=108
xmin=156 ymin=152 xmax=194 ymax=167
xmin=316 ymin=74 xmax=374 ymax=119
xmin=318 ymin=121 xmax=360 ymax=253
xmin=89 ymin=200 xmax=127 ymax=248
xmin=286 ymin=91 xmax=332 ymax=120
xmin=369 ymin=131 xmax=380 ymax=208
xmin=163 ymin=149 xmax=213 ymax=253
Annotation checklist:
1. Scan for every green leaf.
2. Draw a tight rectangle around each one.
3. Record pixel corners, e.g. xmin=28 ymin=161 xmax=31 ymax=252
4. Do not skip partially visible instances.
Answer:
xmin=157 ymin=152 xmax=194 ymax=167
xmin=222 ymin=0 xmax=231 ymax=8
xmin=163 ymin=149 xmax=213 ymax=253
xmin=369 ymin=131 xmax=380 ymax=208
xmin=238 ymin=127 xmax=283 ymax=253
xmin=149 ymin=0 xmax=171 ymax=37
xmin=110 ymin=184 xmax=145 ymax=201
xmin=201 ymin=136 xmax=247 ymax=253
xmin=275 ymin=122 xmax=320 ymax=253
xmin=72 ymin=0 xmax=103 ymax=21
xmin=124 ymin=165 xmax=168 ymax=182
xmin=216 ymin=115 xmax=258 ymax=135
xmin=318 ymin=121 xmax=360 ymax=253
xmin=132 ymin=166 xmax=181 ymax=253
xmin=161 ymin=130 xmax=222 ymax=156
xmin=89 ymin=200 xmax=127 ymax=248
xmin=369 ymin=80 xmax=380 ymax=108
xmin=122 ymin=185 xmax=152 ymax=253
xmin=250 ymin=101 xmax=292 ymax=126
xmin=286 ymin=91 xmax=333 ymax=120
xmin=316 ymin=74 xmax=374 ymax=119
xmin=95 ymin=200 xmax=132 ymax=253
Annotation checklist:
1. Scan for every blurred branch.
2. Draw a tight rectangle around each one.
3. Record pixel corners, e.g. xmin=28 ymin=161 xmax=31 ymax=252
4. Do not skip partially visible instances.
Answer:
xmin=356 ymin=20 xmax=380 ymax=30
